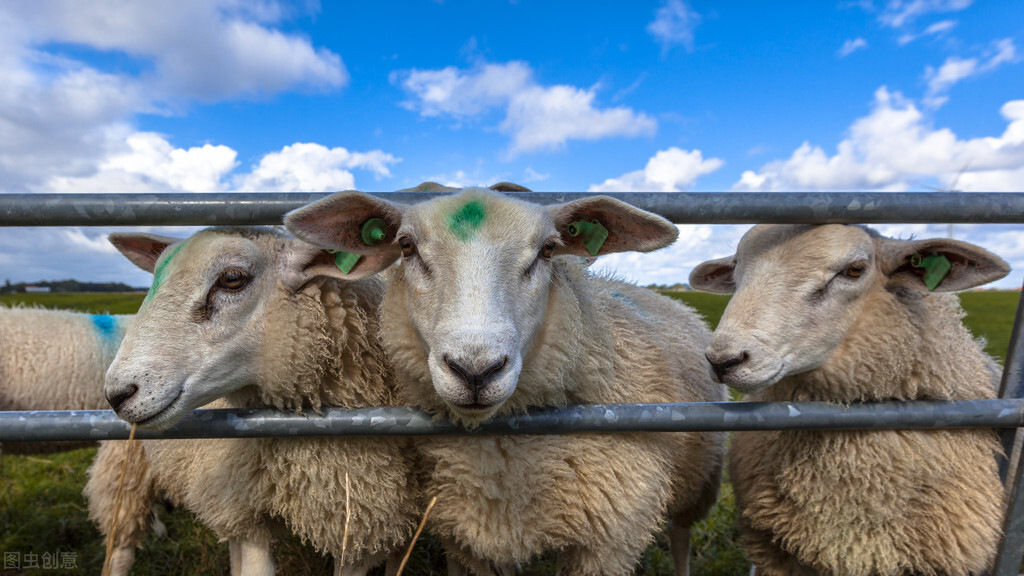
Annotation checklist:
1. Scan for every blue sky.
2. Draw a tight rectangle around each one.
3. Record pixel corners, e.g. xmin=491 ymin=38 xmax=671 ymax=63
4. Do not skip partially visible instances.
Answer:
xmin=0 ymin=0 xmax=1022 ymax=288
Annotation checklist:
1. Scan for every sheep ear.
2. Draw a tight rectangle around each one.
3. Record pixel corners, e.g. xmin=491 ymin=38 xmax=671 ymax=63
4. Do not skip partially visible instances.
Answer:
xmin=548 ymin=196 xmax=678 ymax=257
xmin=108 ymin=233 xmax=182 ymax=273
xmin=283 ymin=191 xmax=406 ymax=280
xmin=879 ymin=237 xmax=1010 ymax=292
xmin=689 ymin=256 xmax=738 ymax=294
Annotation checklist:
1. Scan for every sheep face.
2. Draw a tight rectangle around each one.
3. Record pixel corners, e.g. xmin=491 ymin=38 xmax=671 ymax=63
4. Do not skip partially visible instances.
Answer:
xmin=104 ymin=228 xmax=348 ymax=429
xmin=689 ymin=224 xmax=1009 ymax=393
xmin=286 ymin=187 xmax=678 ymax=424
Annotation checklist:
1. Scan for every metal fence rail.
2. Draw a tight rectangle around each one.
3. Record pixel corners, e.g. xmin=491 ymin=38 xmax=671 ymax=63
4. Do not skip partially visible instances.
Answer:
xmin=3 ymin=191 xmax=1024 ymax=225
xmin=3 ymin=400 xmax=1024 ymax=441
xmin=2 ymin=190 xmax=1024 ymax=574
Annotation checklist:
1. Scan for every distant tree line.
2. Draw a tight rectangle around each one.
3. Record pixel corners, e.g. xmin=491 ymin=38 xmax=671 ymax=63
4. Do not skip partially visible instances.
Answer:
xmin=1 ymin=279 xmax=146 ymax=293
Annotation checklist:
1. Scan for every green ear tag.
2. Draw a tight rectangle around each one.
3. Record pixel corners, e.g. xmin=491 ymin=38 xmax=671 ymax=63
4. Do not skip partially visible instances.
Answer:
xmin=910 ymin=252 xmax=952 ymax=290
xmin=567 ymin=220 xmax=609 ymax=256
xmin=360 ymin=218 xmax=387 ymax=246
xmin=328 ymin=250 xmax=362 ymax=275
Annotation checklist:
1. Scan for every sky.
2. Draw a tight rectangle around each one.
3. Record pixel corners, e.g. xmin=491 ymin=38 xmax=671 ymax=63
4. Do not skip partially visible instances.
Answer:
xmin=0 ymin=0 xmax=1023 ymax=289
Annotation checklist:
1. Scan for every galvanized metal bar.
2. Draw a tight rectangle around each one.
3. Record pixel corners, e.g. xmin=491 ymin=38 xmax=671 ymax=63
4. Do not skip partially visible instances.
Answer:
xmin=2 ymin=192 xmax=1024 ymax=226
xmin=2 ymin=399 xmax=1022 ymax=442
xmin=997 ymin=277 xmax=1024 ymax=482
xmin=992 ymin=427 xmax=1024 ymax=576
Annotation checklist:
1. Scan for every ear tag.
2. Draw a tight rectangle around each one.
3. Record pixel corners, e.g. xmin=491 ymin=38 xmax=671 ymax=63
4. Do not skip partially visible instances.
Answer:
xmin=360 ymin=218 xmax=387 ymax=246
xmin=327 ymin=250 xmax=362 ymax=274
xmin=567 ymin=219 xmax=609 ymax=256
xmin=910 ymin=252 xmax=952 ymax=290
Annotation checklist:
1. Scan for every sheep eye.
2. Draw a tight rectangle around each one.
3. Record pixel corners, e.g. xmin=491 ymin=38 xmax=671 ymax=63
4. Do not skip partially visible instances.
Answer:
xmin=216 ymin=268 xmax=250 ymax=292
xmin=843 ymin=262 xmax=867 ymax=279
xmin=399 ymin=237 xmax=417 ymax=258
xmin=539 ymin=242 xmax=555 ymax=260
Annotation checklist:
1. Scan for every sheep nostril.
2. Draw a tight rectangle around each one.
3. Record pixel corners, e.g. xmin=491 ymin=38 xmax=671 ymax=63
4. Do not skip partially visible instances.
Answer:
xmin=106 ymin=383 xmax=139 ymax=411
xmin=706 ymin=352 xmax=748 ymax=382
xmin=444 ymin=355 xmax=509 ymax=394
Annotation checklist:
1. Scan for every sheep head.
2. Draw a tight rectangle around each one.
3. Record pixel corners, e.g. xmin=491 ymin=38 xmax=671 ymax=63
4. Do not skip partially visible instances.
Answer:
xmin=286 ymin=187 xmax=678 ymax=424
xmin=104 ymin=227 xmax=352 ymax=429
xmin=689 ymin=224 xmax=1010 ymax=393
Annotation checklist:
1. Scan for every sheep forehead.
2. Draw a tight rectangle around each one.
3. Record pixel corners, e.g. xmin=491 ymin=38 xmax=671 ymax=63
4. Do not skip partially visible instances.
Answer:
xmin=148 ymin=231 xmax=274 ymax=301
xmin=735 ymin=224 xmax=875 ymax=286
xmin=402 ymin=188 xmax=554 ymax=251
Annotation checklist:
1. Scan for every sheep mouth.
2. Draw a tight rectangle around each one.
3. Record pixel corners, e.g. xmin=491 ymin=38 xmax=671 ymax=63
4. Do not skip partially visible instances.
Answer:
xmin=133 ymin=388 xmax=186 ymax=430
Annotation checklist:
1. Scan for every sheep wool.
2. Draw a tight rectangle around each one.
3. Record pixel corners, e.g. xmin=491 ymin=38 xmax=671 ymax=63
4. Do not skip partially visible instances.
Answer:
xmin=86 ymin=227 xmax=418 ymax=575
xmin=0 ymin=306 xmax=132 ymax=454
xmin=691 ymin=224 xmax=1008 ymax=576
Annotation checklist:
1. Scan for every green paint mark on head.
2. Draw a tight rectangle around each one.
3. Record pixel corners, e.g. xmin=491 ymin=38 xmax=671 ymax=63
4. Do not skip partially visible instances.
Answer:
xmin=447 ymin=200 xmax=487 ymax=241
xmin=144 ymin=242 xmax=184 ymax=302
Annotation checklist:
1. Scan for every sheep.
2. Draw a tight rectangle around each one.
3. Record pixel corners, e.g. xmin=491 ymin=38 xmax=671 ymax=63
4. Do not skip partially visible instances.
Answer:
xmin=284 ymin=187 xmax=727 ymax=576
xmin=85 ymin=226 xmax=419 ymax=576
xmin=688 ymin=224 xmax=1010 ymax=576
xmin=0 ymin=306 xmax=132 ymax=454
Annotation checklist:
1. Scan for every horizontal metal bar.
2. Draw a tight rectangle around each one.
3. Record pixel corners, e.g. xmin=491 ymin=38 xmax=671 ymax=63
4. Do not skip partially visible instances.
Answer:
xmin=3 ymin=399 xmax=1023 ymax=442
xmin=2 ymin=192 xmax=1024 ymax=226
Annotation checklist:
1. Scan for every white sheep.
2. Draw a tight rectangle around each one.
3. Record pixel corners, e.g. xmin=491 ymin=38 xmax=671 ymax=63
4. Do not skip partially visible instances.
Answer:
xmin=285 ymin=187 xmax=726 ymax=576
xmin=0 ymin=306 xmax=132 ymax=454
xmin=689 ymin=224 xmax=1009 ymax=576
xmin=85 ymin=226 xmax=419 ymax=576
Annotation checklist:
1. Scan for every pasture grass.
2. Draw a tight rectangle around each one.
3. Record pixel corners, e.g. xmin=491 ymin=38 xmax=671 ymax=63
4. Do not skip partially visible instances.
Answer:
xmin=2 ymin=290 xmax=1017 ymax=574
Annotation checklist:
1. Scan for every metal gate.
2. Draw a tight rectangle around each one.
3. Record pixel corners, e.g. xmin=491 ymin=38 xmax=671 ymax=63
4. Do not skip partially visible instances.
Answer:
xmin=2 ymin=190 xmax=1024 ymax=574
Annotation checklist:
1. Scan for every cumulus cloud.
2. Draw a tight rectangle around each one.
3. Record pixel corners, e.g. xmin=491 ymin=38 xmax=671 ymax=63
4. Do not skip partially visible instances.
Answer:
xmin=43 ymin=134 xmax=399 ymax=194
xmin=45 ymin=132 xmax=238 ymax=193
xmin=392 ymin=60 xmax=656 ymax=155
xmin=923 ymin=38 xmax=1017 ymax=108
xmin=236 ymin=143 xmax=399 ymax=192
xmin=647 ymin=0 xmax=701 ymax=53
xmin=875 ymin=0 xmax=974 ymax=29
xmin=589 ymin=148 xmax=724 ymax=192
xmin=838 ymin=38 xmax=869 ymax=57
xmin=734 ymin=87 xmax=1024 ymax=192
xmin=0 ymin=0 xmax=346 ymax=193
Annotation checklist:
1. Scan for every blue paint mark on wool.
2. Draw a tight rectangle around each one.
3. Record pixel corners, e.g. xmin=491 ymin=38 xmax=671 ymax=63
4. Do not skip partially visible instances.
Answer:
xmin=91 ymin=314 xmax=118 ymax=343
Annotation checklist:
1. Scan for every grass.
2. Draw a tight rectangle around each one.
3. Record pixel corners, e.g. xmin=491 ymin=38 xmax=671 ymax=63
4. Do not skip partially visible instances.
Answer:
xmin=1 ymin=289 xmax=1017 ymax=575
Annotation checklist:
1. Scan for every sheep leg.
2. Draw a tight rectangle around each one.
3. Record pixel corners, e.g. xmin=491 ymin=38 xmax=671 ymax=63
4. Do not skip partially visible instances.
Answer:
xmin=230 ymin=540 xmax=242 ymax=576
xmin=336 ymin=559 xmax=372 ymax=576
xmin=231 ymin=536 xmax=275 ymax=576
xmin=668 ymin=522 xmax=691 ymax=576
xmin=106 ymin=546 xmax=136 ymax=576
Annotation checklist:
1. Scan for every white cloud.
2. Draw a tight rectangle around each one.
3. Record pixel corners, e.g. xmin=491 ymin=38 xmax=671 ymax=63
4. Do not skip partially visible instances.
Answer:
xmin=734 ymin=88 xmax=1024 ymax=192
xmin=589 ymin=148 xmax=724 ymax=192
xmin=236 ymin=143 xmax=400 ymax=192
xmin=394 ymin=61 xmax=532 ymax=118
xmin=898 ymin=19 xmax=957 ymax=45
xmin=647 ymin=0 xmax=701 ymax=52
xmin=43 ymin=134 xmax=399 ymax=194
xmin=838 ymin=38 xmax=869 ymax=57
xmin=0 ymin=1 xmax=346 ymax=193
xmin=876 ymin=0 xmax=974 ymax=29
xmin=923 ymin=38 xmax=1017 ymax=108
xmin=1 ymin=1 xmax=346 ymax=102
xmin=393 ymin=60 xmax=656 ymax=155
xmin=503 ymin=86 xmax=657 ymax=154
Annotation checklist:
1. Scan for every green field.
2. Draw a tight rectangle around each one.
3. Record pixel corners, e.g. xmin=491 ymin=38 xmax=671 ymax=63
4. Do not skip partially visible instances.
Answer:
xmin=1 ymin=290 xmax=1017 ymax=575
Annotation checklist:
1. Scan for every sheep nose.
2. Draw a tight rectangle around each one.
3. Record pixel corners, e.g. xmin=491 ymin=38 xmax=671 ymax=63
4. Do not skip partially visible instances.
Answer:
xmin=706 ymin=351 xmax=748 ymax=382
xmin=444 ymin=355 xmax=509 ymax=398
xmin=106 ymin=383 xmax=139 ymax=412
